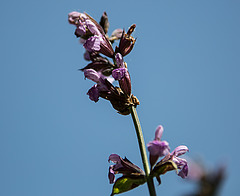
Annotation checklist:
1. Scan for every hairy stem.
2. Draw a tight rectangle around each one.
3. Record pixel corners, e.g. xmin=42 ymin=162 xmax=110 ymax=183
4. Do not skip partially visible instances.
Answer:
xmin=130 ymin=106 xmax=157 ymax=196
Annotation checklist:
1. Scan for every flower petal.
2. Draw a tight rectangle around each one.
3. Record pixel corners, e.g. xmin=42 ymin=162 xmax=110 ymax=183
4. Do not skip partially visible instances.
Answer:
xmin=108 ymin=154 xmax=121 ymax=163
xmin=115 ymin=53 xmax=124 ymax=68
xmin=68 ymin=11 xmax=81 ymax=24
xmin=75 ymin=23 xmax=86 ymax=37
xmin=85 ymin=19 xmax=101 ymax=36
xmin=172 ymin=145 xmax=189 ymax=157
xmin=112 ymin=68 xmax=127 ymax=80
xmin=84 ymin=35 xmax=101 ymax=52
xmin=178 ymin=164 xmax=188 ymax=178
xmin=155 ymin=125 xmax=164 ymax=141
xmin=147 ymin=140 xmax=170 ymax=157
xmin=84 ymin=69 xmax=101 ymax=83
xmin=87 ymin=85 xmax=99 ymax=102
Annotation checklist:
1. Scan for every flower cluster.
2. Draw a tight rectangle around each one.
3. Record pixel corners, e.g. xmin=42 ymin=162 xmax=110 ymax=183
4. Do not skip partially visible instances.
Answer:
xmin=68 ymin=11 xmax=190 ymax=196
xmin=108 ymin=125 xmax=189 ymax=195
xmin=68 ymin=12 xmax=139 ymax=115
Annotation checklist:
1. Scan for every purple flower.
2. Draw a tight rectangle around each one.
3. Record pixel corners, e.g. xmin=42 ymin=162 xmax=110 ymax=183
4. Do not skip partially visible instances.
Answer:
xmin=81 ymin=55 xmax=115 ymax=77
xmin=112 ymin=68 xmax=127 ymax=80
xmin=115 ymin=53 xmax=124 ymax=68
xmin=83 ymin=35 xmax=102 ymax=52
xmin=84 ymin=69 xmax=110 ymax=102
xmin=150 ymin=145 xmax=189 ymax=185
xmin=84 ymin=69 xmax=101 ymax=83
xmin=112 ymin=53 xmax=132 ymax=96
xmin=68 ymin=12 xmax=114 ymax=57
xmin=83 ymin=68 xmax=138 ymax=115
xmin=87 ymin=85 xmax=100 ymax=102
xmin=170 ymin=145 xmax=189 ymax=178
xmin=69 ymin=12 xmax=139 ymax=114
xmin=108 ymin=154 xmax=145 ymax=184
xmin=75 ymin=23 xmax=86 ymax=37
xmin=85 ymin=19 xmax=101 ymax=36
xmin=147 ymin=125 xmax=170 ymax=168
xmin=68 ymin=11 xmax=86 ymax=24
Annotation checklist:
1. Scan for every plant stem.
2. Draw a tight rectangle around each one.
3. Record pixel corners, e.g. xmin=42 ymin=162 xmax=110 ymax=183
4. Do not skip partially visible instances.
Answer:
xmin=130 ymin=106 xmax=157 ymax=196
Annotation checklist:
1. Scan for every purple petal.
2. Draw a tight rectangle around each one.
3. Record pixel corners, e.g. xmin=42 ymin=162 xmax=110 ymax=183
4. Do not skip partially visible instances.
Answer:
xmin=84 ymin=36 xmax=101 ymax=52
xmin=147 ymin=140 xmax=170 ymax=157
xmin=111 ymin=28 xmax=123 ymax=39
xmin=75 ymin=23 xmax=86 ymax=37
xmin=84 ymin=69 xmax=101 ymax=83
xmin=68 ymin=11 xmax=81 ymax=24
xmin=173 ymin=157 xmax=188 ymax=167
xmin=68 ymin=12 xmax=87 ymax=25
xmin=112 ymin=68 xmax=127 ymax=80
xmin=85 ymin=19 xmax=101 ymax=36
xmin=178 ymin=164 xmax=188 ymax=178
xmin=115 ymin=53 xmax=124 ymax=68
xmin=155 ymin=125 xmax=164 ymax=141
xmin=172 ymin=145 xmax=189 ymax=157
xmin=108 ymin=154 xmax=121 ymax=163
xmin=108 ymin=166 xmax=115 ymax=184
xmin=87 ymin=85 xmax=99 ymax=102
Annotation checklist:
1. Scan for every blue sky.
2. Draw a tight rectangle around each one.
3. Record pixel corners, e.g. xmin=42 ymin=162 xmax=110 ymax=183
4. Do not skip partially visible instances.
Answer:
xmin=1 ymin=0 xmax=240 ymax=195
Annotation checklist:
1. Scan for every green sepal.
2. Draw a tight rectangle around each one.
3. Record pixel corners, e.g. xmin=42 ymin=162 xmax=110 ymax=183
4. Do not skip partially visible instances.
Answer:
xmin=111 ymin=175 xmax=146 ymax=196
xmin=150 ymin=160 xmax=178 ymax=184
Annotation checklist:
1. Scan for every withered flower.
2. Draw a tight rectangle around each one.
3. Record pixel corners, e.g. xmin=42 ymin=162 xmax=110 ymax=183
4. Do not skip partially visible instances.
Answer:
xmin=116 ymin=24 xmax=136 ymax=56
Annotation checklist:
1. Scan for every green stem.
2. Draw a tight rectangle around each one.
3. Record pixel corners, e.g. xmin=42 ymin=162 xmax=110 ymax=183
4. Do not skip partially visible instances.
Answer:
xmin=130 ymin=106 xmax=157 ymax=196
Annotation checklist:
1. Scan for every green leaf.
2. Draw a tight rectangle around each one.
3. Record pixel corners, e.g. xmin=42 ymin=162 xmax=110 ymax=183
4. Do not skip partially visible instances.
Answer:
xmin=111 ymin=175 xmax=146 ymax=196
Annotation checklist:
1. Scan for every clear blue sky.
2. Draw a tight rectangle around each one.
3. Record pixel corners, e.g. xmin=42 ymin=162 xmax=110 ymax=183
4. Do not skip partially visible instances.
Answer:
xmin=1 ymin=0 xmax=239 ymax=195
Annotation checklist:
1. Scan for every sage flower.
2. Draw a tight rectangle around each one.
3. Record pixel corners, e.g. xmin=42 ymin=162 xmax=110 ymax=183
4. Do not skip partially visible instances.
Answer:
xmin=108 ymin=154 xmax=145 ymax=184
xmin=150 ymin=145 xmax=189 ymax=185
xmin=108 ymin=154 xmax=146 ymax=195
xmin=147 ymin=125 xmax=170 ymax=168
xmin=170 ymin=145 xmax=189 ymax=178
xmin=68 ymin=11 xmax=114 ymax=58
xmin=112 ymin=53 xmax=131 ymax=96
xmin=84 ymin=69 xmax=138 ymax=115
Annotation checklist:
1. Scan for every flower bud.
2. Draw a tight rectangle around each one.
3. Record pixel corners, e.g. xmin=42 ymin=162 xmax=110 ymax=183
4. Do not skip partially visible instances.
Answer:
xmin=99 ymin=11 xmax=109 ymax=34
xmin=117 ymin=24 xmax=136 ymax=56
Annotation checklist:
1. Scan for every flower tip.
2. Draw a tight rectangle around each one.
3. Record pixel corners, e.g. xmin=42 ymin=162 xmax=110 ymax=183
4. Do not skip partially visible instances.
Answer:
xmin=127 ymin=24 xmax=136 ymax=35
xmin=172 ymin=145 xmax=189 ymax=157
xmin=155 ymin=125 xmax=164 ymax=140
xmin=108 ymin=154 xmax=121 ymax=163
